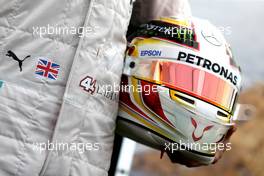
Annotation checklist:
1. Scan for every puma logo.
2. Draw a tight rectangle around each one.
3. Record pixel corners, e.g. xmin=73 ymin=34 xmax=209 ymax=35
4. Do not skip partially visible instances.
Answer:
xmin=191 ymin=117 xmax=213 ymax=142
xmin=6 ymin=50 xmax=30 ymax=72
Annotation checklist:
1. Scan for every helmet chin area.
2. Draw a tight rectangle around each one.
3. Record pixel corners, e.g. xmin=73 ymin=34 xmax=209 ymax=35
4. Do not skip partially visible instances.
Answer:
xmin=116 ymin=117 xmax=215 ymax=165
xmin=117 ymin=76 xmax=231 ymax=161
xmin=116 ymin=117 xmax=216 ymax=165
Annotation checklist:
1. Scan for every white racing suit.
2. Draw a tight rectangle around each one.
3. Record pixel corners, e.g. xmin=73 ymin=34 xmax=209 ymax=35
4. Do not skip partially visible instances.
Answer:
xmin=0 ymin=0 xmax=190 ymax=175
xmin=0 ymin=0 xmax=133 ymax=175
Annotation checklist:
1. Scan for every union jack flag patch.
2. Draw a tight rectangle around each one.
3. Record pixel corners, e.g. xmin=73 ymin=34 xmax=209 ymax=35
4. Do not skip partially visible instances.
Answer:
xmin=35 ymin=58 xmax=60 ymax=80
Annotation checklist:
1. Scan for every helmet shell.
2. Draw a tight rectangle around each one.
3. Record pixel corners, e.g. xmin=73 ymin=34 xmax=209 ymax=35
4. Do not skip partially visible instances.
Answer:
xmin=117 ymin=17 xmax=242 ymax=164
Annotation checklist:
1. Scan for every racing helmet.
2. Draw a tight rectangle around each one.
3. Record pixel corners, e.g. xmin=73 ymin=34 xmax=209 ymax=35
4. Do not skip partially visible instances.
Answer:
xmin=116 ymin=17 xmax=242 ymax=164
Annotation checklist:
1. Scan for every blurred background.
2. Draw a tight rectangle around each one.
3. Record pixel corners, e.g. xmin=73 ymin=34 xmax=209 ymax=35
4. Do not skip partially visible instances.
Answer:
xmin=129 ymin=0 xmax=264 ymax=176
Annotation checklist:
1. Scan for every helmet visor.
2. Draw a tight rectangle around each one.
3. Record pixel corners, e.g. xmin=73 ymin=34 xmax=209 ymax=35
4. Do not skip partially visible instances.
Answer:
xmin=129 ymin=59 xmax=237 ymax=113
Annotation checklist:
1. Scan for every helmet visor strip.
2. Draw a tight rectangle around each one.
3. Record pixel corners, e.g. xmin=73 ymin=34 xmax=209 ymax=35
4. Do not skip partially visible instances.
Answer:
xmin=130 ymin=59 xmax=238 ymax=113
